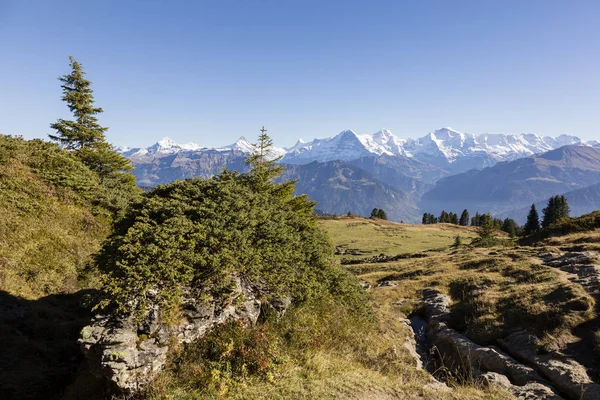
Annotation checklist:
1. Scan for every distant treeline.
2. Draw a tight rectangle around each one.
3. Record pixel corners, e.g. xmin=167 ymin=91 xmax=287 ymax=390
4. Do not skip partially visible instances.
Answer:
xmin=423 ymin=194 xmax=571 ymax=238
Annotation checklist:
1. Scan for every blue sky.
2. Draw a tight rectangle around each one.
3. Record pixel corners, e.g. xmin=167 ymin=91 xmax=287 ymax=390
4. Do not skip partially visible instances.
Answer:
xmin=1 ymin=0 xmax=599 ymax=148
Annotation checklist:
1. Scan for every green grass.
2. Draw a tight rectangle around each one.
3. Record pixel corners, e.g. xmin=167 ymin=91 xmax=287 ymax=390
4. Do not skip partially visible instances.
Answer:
xmin=320 ymin=217 xmax=479 ymax=258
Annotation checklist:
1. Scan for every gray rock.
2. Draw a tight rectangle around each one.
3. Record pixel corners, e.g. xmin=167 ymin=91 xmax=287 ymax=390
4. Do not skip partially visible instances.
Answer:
xmin=500 ymin=330 xmax=600 ymax=400
xmin=79 ymin=275 xmax=288 ymax=394
xmin=420 ymin=289 xmax=563 ymax=399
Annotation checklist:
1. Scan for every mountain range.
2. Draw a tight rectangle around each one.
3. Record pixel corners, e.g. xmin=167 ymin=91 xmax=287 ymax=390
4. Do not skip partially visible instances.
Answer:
xmin=118 ymin=128 xmax=600 ymax=223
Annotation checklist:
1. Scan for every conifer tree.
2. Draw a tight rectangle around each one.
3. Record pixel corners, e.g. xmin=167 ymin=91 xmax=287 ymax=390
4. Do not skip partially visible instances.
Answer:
xmin=542 ymin=195 xmax=570 ymax=228
xmin=422 ymin=213 xmax=429 ymax=224
xmin=450 ymin=212 xmax=459 ymax=225
xmin=459 ymin=209 xmax=470 ymax=226
xmin=478 ymin=213 xmax=495 ymax=239
xmin=377 ymin=209 xmax=387 ymax=220
xmin=523 ymin=204 xmax=540 ymax=235
xmin=439 ymin=210 xmax=450 ymax=223
xmin=501 ymin=218 xmax=517 ymax=238
xmin=471 ymin=212 xmax=481 ymax=227
xmin=371 ymin=208 xmax=380 ymax=218
xmin=50 ymin=56 xmax=133 ymax=180
xmin=245 ymin=126 xmax=284 ymax=187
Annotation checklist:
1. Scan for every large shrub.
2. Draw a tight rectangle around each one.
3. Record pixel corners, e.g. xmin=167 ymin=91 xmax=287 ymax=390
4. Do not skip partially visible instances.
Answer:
xmin=96 ymin=158 xmax=364 ymax=315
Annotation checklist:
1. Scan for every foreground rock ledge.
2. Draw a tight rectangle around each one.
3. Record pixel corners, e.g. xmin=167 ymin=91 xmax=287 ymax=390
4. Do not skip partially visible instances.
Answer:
xmin=419 ymin=288 xmax=564 ymax=400
xmin=79 ymin=276 xmax=289 ymax=393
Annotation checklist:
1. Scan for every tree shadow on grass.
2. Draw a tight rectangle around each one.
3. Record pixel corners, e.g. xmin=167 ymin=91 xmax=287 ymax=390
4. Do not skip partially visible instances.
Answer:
xmin=0 ymin=289 xmax=105 ymax=400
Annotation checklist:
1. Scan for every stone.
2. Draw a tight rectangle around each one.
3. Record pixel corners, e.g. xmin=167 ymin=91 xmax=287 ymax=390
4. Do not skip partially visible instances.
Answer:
xmin=500 ymin=330 xmax=600 ymax=400
xmin=79 ymin=275 xmax=289 ymax=394
xmin=420 ymin=289 xmax=563 ymax=399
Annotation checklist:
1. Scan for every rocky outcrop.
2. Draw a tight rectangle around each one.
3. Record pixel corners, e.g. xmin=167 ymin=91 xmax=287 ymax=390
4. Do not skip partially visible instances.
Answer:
xmin=500 ymin=330 xmax=600 ymax=400
xmin=419 ymin=289 xmax=563 ymax=400
xmin=540 ymin=251 xmax=600 ymax=295
xmin=79 ymin=276 xmax=288 ymax=394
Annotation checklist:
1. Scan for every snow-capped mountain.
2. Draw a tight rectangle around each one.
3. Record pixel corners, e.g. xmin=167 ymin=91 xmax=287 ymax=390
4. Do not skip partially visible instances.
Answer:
xmin=119 ymin=136 xmax=285 ymax=160
xmin=283 ymin=127 xmax=587 ymax=172
xmin=282 ymin=129 xmax=407 ymax=164
xmin=400 ymin=128 xmax=583 ymax=169
xmin=117 ymin=128 xmax=593 ymax=175
xmin=118 ymin=137 xmax=205 ymax=157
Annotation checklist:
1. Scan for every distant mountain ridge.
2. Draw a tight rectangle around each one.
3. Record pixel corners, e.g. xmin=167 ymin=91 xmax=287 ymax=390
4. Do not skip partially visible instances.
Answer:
xmin=421 ymin=145 xmax=600 ymax=218
xmin=118 ymin=129 xmax=600 ymax=222
xmin=118 ymin=127 xmax=597 ymax=175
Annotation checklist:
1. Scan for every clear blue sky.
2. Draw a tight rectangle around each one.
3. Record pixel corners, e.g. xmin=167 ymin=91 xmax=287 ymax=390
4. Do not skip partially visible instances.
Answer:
xmin=1 ymin=0 xmax=599 ymax=148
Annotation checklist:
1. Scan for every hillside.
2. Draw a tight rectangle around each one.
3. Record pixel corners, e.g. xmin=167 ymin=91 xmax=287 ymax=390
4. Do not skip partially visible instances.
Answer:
xmin=349 ymin=154 xmax=444 ymax=197
xmin=421 ymin=145 xmax=600 ymax=216
xmin=0 ymin=135 xmax=116 ymax=298
xmin=320 ymin=216 xmax=600 ymax=400
xmin=507 ymin=183 xmax=600 ymax=224
xmin=0 ymin=135 xmax=140 ymax=400
xmin=129 ymin=149 xmax=248 ymax=186
xmin=281 ymin=160 xmax=421 ymax=223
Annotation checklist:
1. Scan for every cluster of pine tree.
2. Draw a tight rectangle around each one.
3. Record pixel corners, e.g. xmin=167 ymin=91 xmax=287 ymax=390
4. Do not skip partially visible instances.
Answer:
xmin=370 ymin=208 xmax=388 ymax=220
xmin=542 ymin=195 xmax=570 ymax=228
xmin=423 ymin=209 xmax=518 ymax=237
xmin=524 ymin=195 xmax=570 ymax=234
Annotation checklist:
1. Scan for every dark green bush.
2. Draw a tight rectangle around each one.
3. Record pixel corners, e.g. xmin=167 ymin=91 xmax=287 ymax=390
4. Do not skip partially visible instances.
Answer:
xmin=96 ymin=168 xmax=368 ymax=316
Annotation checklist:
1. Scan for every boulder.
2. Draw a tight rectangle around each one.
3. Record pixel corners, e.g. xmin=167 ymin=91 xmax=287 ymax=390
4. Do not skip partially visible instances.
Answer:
xmin=79 ymin=275 xmax=288 ymax=394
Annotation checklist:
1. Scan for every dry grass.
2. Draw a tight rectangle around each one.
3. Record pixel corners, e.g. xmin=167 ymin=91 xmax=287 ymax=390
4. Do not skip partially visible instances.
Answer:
xmin=144 ymin=219 xmax=521 ymax=400
xmin=0 ymin=158 xmax=109 ymax=298
xmin=146 ymin=297 xmax=512 ymax=400
xmin=322 ymin=217 xmax=595 ymax=350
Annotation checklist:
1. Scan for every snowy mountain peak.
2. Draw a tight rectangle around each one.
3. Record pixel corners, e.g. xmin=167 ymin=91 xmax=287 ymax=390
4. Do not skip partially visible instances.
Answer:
xmin=157 ymin=137 xmax=178 ymax=147
xmin=221 ymin=136 xmax=254 ymax=153
xmin=118 ymin=128 xmax=592 ymax=174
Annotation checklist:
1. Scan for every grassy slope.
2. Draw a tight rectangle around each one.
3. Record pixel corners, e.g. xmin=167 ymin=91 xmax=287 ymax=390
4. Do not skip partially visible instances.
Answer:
xmin=0 ymin=136 xmax=112 ymax=298
xmin=320 ymin=217 xmax=595 ymax=393
xmin=324 ymin=217 xmax=478 ymax=258
xmin=148 ymin=217 xmax=511 ymax=400
xmin=0 ymin=135 xmax=133 ymax=400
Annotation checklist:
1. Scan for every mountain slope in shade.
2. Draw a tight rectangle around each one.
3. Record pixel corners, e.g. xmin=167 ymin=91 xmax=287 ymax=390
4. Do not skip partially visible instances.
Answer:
xmin=420 ymin=145 xmax=600 ymax=217
xmin=131 ymin=150 xmax=248 ymax=187
xmin=280 ymin=161 xmax=420 ymax=223
xmin=128 ymin=150 xmax=421 ymax=222
xmin=507 ymin=182 xmax=600 ymax=224
xmin=348 ymin=155 xmax=445 ymax=198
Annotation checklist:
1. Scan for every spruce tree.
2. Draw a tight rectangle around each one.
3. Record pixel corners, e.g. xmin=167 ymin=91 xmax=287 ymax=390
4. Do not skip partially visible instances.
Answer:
xmin=501 ymin=218 xmax=517 ymax=238
xmin=542 ymin=195 xmax=570 ymax=228
xmin=372 ymin=208 xmax=380 ymax=218
xmin=245 ymin=126 xmax=284 ymax=186
xmin=559 ymin=195 xmax=570 ymax=220
xmin=478 ymin=213 xmax=495 ymax=239
xmin=459 ymin=209 xmax=470 ymax=226
xmin=50 ymin=56 xmax=133 ymax=180
xmin=422 ymin=213 xmax=429 ymax=224
xmin=471 ymin=212 xmax=481 ymax=227
xmin=524 ymin=204 xmax=540 ymax=235
xmin=439 ymin=210 xmax=450 ymax=223
xmin=450 ymin=212 xmax=459 ymax=225
xmin=377 ymin=209 xmax=387 ymax=220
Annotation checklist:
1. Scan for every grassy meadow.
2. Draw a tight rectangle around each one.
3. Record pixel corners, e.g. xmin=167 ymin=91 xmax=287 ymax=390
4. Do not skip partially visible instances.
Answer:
xmin=321 ymin=217 xmax=479 ymax=258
